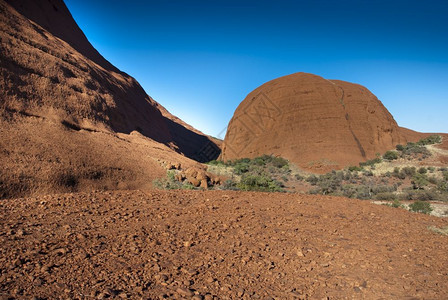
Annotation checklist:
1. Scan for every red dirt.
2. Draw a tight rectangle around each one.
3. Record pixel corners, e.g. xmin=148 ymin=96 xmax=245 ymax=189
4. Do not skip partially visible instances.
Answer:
xmin=220 ymin=73 xmax=416 ymax=172
xmin=1 ymin=190 xmax=448 ymax=299
xmin=0 ymin=0 xmax=219 ymax=199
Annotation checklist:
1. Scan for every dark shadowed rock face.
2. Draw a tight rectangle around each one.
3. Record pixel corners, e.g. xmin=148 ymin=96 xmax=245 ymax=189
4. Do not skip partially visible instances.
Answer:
xmin=0 ymin=0 xmax=219 ymax=198
xmin=221 ymin=72 xmax=407 ymax=172
xmin=1 ymin=0 xmax=220 ymax=159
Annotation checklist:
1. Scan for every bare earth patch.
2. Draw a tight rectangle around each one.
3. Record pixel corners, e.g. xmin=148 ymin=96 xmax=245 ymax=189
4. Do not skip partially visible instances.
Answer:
xmin=1 ymin=190 xmax=448 ymax=299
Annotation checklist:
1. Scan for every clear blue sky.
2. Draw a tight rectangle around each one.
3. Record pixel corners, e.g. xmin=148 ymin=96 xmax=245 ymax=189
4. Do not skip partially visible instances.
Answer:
xmin=65 ymin=0 xmax=448 ymax=137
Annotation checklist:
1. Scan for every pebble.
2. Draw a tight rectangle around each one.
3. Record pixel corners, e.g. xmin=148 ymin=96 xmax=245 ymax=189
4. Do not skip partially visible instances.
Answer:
xmin=34 ymin=278 xmax=43 ymax=286
xmin=176 ymin=287 xmax=195 ymax=297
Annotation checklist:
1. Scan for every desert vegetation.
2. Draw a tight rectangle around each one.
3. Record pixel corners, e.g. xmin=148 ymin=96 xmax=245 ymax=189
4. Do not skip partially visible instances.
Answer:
xmin=153 ymin=135 xmax=447 ymax=212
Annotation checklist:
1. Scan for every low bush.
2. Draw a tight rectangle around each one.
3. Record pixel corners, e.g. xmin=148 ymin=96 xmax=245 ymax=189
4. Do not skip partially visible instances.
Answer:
xmin=417 ymin=135 xmax=442 ymax=146
xmin=294 ymin=174 xmax=304 ymax=181
xmin=390 ymin=199 xmax=404 ymax=208
xmin=375 ymin=192 xmax=397 ymax=201
xmin=401 ymin=143 xmax=431 ymax=157
xmin=443 ymin=171 xmax=448 ymax=181
xmin=207 ymin=160 xmax=226 ymax=166
xmin=222 ymin=179 xmax=238 ymax=190
xmin=153 ymin=171 xmax=182 ymax=190
xmin=409 ymin=201 xmax=433 ymax=214
xmin=271 ymin=156 xmax=289 ymax=168
xmin=348 ymin=166 xmax=363 ymax=172
xmin=400 ymin=189 xmax=438 ymax=201
xmin=237 ymin=173 xmax=283 ymax=192
xmin=383 ymin=150 xmax=399 ymax=160
xmin=359 ymin=157 xmax=382 ymax=167
xmin=401 ymin=166 xmax=416 ymax=178
xmin=306 ymin=175 xmax=319 ymax=185
xmin=383 ymin=199 xmax=404 ymax=208
xmin=418 ymin=167 xmax=427 ymax=174
xmin=341 ymin=184 xmax=371 ymax=199
xmin=412 ymin=173 xmax=429 ymax=190
xmin=371 ymin=185 xmax=397 ymax=194
xmin=233 ymin=161 xmax=250 ymax=175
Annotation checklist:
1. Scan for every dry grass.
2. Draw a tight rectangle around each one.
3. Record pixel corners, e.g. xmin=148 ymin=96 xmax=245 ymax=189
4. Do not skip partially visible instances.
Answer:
xmin=428 ymin=226 xmax=448 ymax=236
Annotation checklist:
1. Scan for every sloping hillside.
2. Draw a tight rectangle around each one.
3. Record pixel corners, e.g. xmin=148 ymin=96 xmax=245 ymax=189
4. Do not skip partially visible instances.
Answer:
xmin=0 ymin=0 xmax=219 ymax=198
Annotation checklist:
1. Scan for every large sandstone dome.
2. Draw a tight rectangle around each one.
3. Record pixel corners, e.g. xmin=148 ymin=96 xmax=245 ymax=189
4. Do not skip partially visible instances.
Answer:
xmin=221 ymin=72 xmax=408 ymax=172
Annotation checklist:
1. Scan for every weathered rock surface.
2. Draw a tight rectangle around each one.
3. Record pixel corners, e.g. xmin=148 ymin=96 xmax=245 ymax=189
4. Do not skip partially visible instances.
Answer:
xmin=0 ymin=0 xmax=219 ymax=198
xmin=221 ymin=72 xmax=409 ymax=172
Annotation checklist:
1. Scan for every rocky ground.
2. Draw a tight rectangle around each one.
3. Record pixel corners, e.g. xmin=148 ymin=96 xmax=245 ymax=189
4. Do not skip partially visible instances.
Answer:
xmin=1 ymin=189 xmax=448 ymax=299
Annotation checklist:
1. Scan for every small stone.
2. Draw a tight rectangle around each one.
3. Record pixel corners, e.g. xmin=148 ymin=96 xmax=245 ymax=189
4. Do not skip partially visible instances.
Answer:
xmin=176 ymin=287 xmax=195 ymax=297
xmin=34 ymin=278 xmax=43 ymax=286
xmin=13 ymin=258 xmax=23 ymax=267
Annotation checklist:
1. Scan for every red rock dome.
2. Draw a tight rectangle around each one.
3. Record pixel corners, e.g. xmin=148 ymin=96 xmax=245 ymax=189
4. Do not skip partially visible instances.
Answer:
xmin=221 ymin=72 xmax=407 ymax=172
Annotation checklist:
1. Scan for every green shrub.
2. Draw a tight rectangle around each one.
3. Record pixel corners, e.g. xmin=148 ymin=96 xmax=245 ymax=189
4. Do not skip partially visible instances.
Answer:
xmin=412 ymin=173 xmax=429 ymax=190
xmin=383 ymin=150 xmax=399 ymax=160
xmin=371 ymin=185 xmax=397 ymax=194
xmin=362 ymin=170 xmax=374 ymax=177
xmin=402 ymin=167 xmax=416 ymax=177
xmin=396 ymin=144 xmax=404 ymax=151
xmin=418 ymin=167 xmax=427 ymax=174
xmin=409 ymin=201 xmax=433 ymax=214
xmin=348 ymin=166 xmax=363 ymax=172
xmin=233 ymin=161 xmax=250 ymax=175
xmin=294 ymin=174 xmax=304 ymax=181
xmin=375 ymin=192 xmax=397 ymax=201
xmin=306 ymin=175 xmax=318 ymax=185
xmin=182 ymin=182 xmax=196 ymax=190
xmin=401 ymin=143 xmax=430 ymax=157
xmin=383 ymin=199 xmax=404 ymax=208
xmin=222 ymin=179 xmax=238 ymax=190
xmin=401 ymin=189 xmax=438 ymax=201
xmin=340 ymin=184 xmax=371 ymax=200
xmin=153 ymin=171 xmax=182 ymax=190
xmin=271 ymin=156 xmax=289 ymax=168
xmin=359 ymin=157 xmax=382 ymax=167
xmin=437 ymin=180 xmax=448 ymax=192
xmin=237 ymin=173 xmax=283 ymax=192
xmin=390 ymin=199 xmax=404 ymax=208
xmin=443 ymin=171 xmax=448 ymax=181
xmin=207 ymin=160 xmax=225 ymax=166
xmin=428 ymin=176 xmax=438 ymax=185
xmin=417 ymin=135 xmax=442 ymax=146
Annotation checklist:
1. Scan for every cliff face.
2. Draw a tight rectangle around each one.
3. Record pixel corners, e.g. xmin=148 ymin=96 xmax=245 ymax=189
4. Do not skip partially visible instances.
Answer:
xmin=0 ymin=0 xmax=219 ymax=198
xmin=221 ymin=72 xmax=407 ymax=172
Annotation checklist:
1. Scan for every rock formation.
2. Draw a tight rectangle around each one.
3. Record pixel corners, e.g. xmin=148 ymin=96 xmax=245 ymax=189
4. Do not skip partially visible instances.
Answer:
xmin=221 ymin=72 xmax=409 ymax=172
xmin=0 ymin=0 xmax=219 ymax=198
